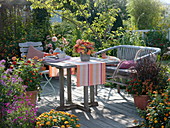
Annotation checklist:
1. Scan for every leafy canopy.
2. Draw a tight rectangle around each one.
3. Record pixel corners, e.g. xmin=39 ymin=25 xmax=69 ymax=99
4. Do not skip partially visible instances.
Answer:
xmin=28 ymin=0 xmax=119 ymax=50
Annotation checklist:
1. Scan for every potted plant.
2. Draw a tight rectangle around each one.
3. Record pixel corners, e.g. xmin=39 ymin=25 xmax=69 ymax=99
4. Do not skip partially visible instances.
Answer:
xmin=126 ymin=57 xmax=169 ymax=109
xmin=74 ymin=39 xmax=95 ymax=61
xmin=36 ymin=109 xmax=81 ymax=128
xmin=138 ymin=83 xmax=170 ymax=128
xmin=9 ymin=57 xmax=43 ymax=105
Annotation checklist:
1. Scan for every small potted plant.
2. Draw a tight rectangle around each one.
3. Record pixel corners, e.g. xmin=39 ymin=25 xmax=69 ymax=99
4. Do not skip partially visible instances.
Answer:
xmin=74 ymin=39 xmax=95 ymax=61
xmin=9 ymin=57 xmax=43 ymax=105
xmin=36 ymin=109 xmax=81 ymax=128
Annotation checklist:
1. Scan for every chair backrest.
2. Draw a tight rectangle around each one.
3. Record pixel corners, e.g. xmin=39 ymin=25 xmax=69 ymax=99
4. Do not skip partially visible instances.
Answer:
xmin=19 ymin=42 xmax=43 ymax=57
xmin=116 ymin=45 xmax=161 ymax=60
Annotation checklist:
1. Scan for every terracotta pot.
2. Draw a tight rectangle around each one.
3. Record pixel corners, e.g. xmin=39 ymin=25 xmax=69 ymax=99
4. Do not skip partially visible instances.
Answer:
xmin=133 ymin=95 xmax=150 ymax=110
xmin=26 ymin=91 xmax=38 ymax=106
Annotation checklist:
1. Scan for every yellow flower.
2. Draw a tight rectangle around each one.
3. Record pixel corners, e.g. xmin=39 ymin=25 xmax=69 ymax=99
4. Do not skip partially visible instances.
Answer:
xmin=70 ymin=119 xmax=74 ymax=121
xmin=64 ymin=121 xmax=69 ymax=124
xmin=46 ymin=121 xmax=51 ymax=125
xmin=161 ymin=125 xmax=165 ymax=128
xmin=44 ymin=115 xmax=48 ymax=118
xmin=36 ymin=122 xmax=40 ymax=125
xmin=49 ymin=116 xmax=53 ymax=119
xmin=53 ymin=119 xmax=58 ymax=122
xmin=61 ymin=117 xmax=65 ymax=120
xmin=61 ymin=125 xmax=65 ymax=128
xmin=164 ymin=117 xmax=167 ymax=121
xmin=159 ymin=103 xmax=164 ymax=105
xmin=76 ymin=124 xmax=81 ymax=127
xmin=154 ymin=120 xmax=158 ymax=123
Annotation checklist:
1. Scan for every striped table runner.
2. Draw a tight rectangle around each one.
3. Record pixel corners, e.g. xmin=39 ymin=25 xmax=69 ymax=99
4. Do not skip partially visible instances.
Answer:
xmin=64 ymin=57 xmax=106 ymax=87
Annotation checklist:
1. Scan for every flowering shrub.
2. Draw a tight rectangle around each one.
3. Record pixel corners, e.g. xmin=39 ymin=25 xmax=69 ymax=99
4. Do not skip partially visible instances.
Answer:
xmin=0 ymin=59 xmax=38 ymax=127
xmin=138 ymin=85 xmax=170 ymax=128
xmin=126 ymin=57 xmax=169 ymax=95
xmin=0 ymin=59 xmax=26 ymax=108
xmin=74 ymin=39 xmax=95 ymax=55
xmin=36 ymin=109 xmax=81 ymax=128
xmin=2 ymin=95 xmax=38 ymax=128
xmin=10 ymin=57 xmax=42 ymax=91
xmin=126 ymin=79 xmax=157 ymax=95
xmin=44 ymin=34 xmax=70 ymax=53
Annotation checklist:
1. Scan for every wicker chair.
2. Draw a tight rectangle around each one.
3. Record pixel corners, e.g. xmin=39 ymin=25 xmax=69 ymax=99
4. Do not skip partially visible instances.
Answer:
xmin=94 ymin=45 xmax=161 ymax=93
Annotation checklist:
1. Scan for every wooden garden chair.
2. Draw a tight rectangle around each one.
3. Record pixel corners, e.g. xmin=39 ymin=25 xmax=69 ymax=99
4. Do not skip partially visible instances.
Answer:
xmin=94 ymin=45 xmax=161 ymax=93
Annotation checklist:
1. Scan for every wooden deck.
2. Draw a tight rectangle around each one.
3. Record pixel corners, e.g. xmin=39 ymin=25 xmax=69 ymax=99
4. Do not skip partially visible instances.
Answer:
xmin=37 ymin=75 xmax=142 ymax=128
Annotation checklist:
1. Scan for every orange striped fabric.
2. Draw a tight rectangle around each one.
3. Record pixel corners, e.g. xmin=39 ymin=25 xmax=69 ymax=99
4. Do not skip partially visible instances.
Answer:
xmin=76 ymin=62 xmax=106 ymax=87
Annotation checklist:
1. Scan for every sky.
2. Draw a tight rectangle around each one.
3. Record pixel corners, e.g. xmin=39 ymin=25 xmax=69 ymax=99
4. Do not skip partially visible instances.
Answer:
xmin=160 ymin=0 xmax=170 ymax=4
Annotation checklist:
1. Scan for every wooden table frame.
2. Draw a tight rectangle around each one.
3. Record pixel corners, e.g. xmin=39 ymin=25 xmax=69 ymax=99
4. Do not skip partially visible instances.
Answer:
xmin=44 ymin=57 xmax=119 ymax=112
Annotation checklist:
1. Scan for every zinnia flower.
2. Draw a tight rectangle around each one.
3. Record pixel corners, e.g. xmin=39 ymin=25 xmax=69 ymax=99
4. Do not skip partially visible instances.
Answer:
xmin=52 ymin=36 xmax=58 ymax=42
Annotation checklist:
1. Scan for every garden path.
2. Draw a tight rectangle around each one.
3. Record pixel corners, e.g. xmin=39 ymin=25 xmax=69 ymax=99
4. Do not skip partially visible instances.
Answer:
xmin=37 ymin=75 xmax=142 ymax=128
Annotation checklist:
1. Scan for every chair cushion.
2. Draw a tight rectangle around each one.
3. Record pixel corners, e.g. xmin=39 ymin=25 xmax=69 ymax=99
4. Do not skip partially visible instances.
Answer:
xmin=119 ymin=60 xmax=136 ymax=69
xmin=26 ymin=45 xmax=44 ymax=59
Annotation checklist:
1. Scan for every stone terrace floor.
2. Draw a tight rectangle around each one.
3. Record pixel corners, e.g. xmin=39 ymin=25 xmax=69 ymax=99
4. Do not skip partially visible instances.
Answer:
xmin=37 ymin=75 xmax=142 ymax=128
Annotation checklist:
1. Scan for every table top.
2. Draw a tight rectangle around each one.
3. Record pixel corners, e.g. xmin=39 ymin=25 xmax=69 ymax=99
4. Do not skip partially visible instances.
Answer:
xmin=43 ymin=57 xmax=120 ymax=69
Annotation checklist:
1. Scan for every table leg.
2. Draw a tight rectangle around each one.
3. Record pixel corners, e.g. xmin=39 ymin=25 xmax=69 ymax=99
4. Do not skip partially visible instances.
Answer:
xmin=84 ymin=86 xmax=89 ymax=110
xmin=59 ymin=68 xmax=64 ymax=107
xmin=90 ymin=85 xmax=98 ymax=107
xmin=67 ymin=68 xmax=72 ymax=104
xmin=90 ymin=86 xmax=94 ymax=103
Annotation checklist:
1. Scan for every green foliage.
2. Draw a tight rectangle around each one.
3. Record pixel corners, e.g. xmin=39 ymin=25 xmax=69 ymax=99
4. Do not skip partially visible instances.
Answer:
xmin=0 ymin=6 xmax=51 ymax=60
xmin=144 ymin=29 xmax=170 ymax=55
xmin=114 ymin=28 xmax=146 ymax=46
xmin=127 ymin=0 xmax=163 ymax=29
xmin=28 ymin=0 xmax=120 ymax=51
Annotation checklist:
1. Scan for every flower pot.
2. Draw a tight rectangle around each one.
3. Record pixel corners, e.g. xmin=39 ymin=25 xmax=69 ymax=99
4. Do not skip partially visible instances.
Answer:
xmin=25 ymin=91 xmax=38 ymax=106
xmin=133 ymin=95 xmax=150 ymax=110
xmin=80 ymin=53 xmax=90 ymax=61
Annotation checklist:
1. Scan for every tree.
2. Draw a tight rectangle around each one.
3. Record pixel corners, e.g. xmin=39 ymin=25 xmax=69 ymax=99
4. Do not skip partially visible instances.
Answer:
xmin=127 ymin=0 xmax=163 ymax=29
xmin=27 ymin=0 xmax=120 ymax=49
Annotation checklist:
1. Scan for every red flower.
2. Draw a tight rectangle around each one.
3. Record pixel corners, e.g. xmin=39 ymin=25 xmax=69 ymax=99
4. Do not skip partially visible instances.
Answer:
xmin=27 ymin=60 xmax=31 ymax=63
xmin=12 ymin=61 xmax=17 ymax=65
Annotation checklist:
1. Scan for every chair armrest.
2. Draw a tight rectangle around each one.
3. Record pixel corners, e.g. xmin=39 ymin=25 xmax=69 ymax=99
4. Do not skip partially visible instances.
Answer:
xmin=94 ymin=45 xmax=121 ymax=56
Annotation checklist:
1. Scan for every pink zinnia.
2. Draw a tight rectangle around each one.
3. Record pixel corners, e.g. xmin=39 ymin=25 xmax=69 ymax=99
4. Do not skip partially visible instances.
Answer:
xmin=48 ymin=43 xmax=53 ymax=48
xmin=52 ymin=36 xmax=57 ymax=42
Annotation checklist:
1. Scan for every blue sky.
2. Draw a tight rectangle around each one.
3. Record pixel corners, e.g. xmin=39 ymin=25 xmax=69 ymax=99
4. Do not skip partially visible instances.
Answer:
xmin=160 ymin=0 xmax=170 ymax=4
